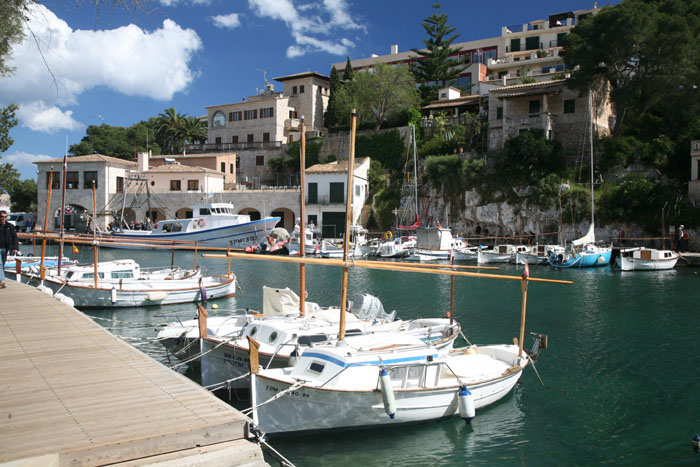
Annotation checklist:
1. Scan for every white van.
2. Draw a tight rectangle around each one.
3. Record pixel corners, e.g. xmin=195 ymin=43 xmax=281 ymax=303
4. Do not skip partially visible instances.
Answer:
xmin=7 ymin=212 xmax=37 ymax=232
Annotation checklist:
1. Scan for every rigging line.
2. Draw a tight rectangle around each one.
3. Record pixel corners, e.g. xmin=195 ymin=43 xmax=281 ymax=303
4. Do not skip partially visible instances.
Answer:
xmin=203 ymin=371 xmax=251 ymax=391
xmin=241 ymin=381 xmax=306 ymax=415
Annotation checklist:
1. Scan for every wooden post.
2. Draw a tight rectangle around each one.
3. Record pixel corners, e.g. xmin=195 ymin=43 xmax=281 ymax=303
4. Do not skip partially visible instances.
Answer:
xmin=227 ymin=243 xmax=231 ymax=276
xmin=193 ymin=240 xmax=198 ymax=269
xmin=299 ymin=117 xmax=306 ymax=317
xmin=338 ymin=111 xmax=357 ymax=342
xmin=518 ymin=263 xmax=529 ymax=358
xmin=40 ymin=168 xmax=54 ymax=274
xmin=171 ymin=241 xmax=176 ymax=269
xmin=92 ymin=181 xmax=98 ymax=289
xmin=197 ymin=303 xmax=208 ymax=338
xmin=247 ymin=336 xmax=260 ymax=375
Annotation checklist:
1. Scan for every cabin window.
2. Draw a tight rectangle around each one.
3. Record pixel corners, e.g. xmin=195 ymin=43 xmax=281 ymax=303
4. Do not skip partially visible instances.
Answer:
xmin=82 ymin=272 xmax=105 ymax=279
xmin=308 ymin=362 xmax=325 ymax=374
xmin=249 ymin=326 xmax=258 ymax=337
xmin=171 ymin=222 xmax=183 ymax=232
xmin=200 ymin=208 xmax=211 ymax=215
xmin=268 ymin=331 xmax=278 ymax=343
xmin=111 ymin=270 xmax=133 ymax=279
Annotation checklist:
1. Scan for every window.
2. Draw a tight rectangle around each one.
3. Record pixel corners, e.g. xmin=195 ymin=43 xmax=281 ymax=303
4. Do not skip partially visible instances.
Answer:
xmin=308 ymin=362 xmax=325 ymax=374
xmin=110 ymin=270 xmax=133 ymax=279
xmin=269 ymin=331 xmax=278 ymax=343
xmin=308 ymin=214 xmax=317 ymax=226
xmin=329 ymin=182 xmax=344 ymax=204
xmin=228 ymin=112 xmax=233 ymax=122
xmin=215 ymin=137 xmax=222 ymax=144
xmin=260 ymin=107 xmax=273 ymax=118
xmin=236 ymin=157 xmax=241 ymax=174
xmin=247 ymin=134 xmax=254 ymax=143
xmin=308 ymin=182 xmax=318 ymax=204
xmin=221 ymin=162 xmax=225 ymax=173
xmin=289 ymin=110 xmax=297 ymax=119
xmin=263 ymin=132 xmax=270 ymax=142
xmin=529 ymin=100 xmax=541 ymax=116
xmin=245 ymin=109 xmax=257 ymax=120
xmin=170 ymin=180 xmax=181 ymax=191
xmin=232 ymin=135 xmax=239 ymax=144
xmin=212 ymin=111 xmax=226 ymax=128
xmin=116 ymin=176 xmax=124 ymax=193
xmin=293 ymin=85 xmax=298 ymax=94
xmin=249 ymin=326 xmax=258 ymax=337
xmin=300 ymin=85 xmax=305 ymax=93
xmin=355 ymin=184 xmax=361 ymax=197
xmin=541 ymin=66 xmax=551 ymax=73
xmin=84 ymin=171 xmax=98 ymax=189
xmin=66 ymin=171 xmax=79 ymax=189
xmin=526 ymin=36 xmax=540 ymax=51
xmin=82 ymin=272 xmax=105 ymax=279
xmin=232 ymin=111 xmax=242 ymax=121
xmin=230 ymin=164 xmax=233 ymax=174
xmin=510 ymin=38 xmax=520 ymax=52
xmin=188 ymin=180 xmax=199 ymax=190
xmin=496 ymin=107 xmax=503 ymax=120
xmin=256 ymin=155 xmax=264 ymax=166
xmin=46 ymin=171 xmax=60 ymax=189
xmin=557 ymin=32 xmax=567 ymax=47
xmin=564 ymin=99 xmax=576 ymax=114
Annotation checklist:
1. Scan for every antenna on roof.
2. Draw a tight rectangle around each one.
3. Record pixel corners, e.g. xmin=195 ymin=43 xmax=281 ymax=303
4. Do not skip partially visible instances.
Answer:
xmin=256 ymin=68 xmax=269 ymax=86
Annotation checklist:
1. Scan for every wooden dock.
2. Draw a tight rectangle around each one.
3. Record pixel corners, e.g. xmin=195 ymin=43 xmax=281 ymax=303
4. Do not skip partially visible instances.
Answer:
xmin=0 ymin=280 xmax=266 ymax=466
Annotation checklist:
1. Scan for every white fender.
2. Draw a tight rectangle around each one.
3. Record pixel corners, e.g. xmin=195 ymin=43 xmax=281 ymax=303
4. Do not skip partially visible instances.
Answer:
xmin=54 ymin=293 xmax=75 ymax=307
xmin=458 ymin=385 xmax=475 ymax=424
xmin=379 ymin=369 xmax=396 ymax=419
xmin=147 ymin=291 xmax=168 ymax=301
xmin=37 ymin=284 xmax=53 ymax=296
xmin=110 ymin=286 xmax=117 ymax=304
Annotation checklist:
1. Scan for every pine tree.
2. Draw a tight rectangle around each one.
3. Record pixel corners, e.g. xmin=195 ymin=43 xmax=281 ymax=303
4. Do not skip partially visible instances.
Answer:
xmin=324 ymin=66 xmax=342 ymax=128
xmin=411 ymin=3 xmax=466 ymax=86
xmin=342 ymin=57 xmax=355 ymax=81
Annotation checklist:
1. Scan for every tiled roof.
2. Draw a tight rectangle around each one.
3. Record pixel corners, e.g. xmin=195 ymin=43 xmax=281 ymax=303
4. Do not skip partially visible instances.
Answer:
xmin=273 ymin=71 xmax=329 ymax=82
xmin=490 ymin=79 xmax=566 ymax=98
xmin=150 ymin=153 xmax=235 ymax=159
xmin=35 ymin=154 xmax=138 ymax=166
xmin=423 ymin=95 xmax=480 ymax=110
xmin=145 ymin=164 xmax=223 ymax=175
xmin=306 ymin=157 xmax=370 ymax=174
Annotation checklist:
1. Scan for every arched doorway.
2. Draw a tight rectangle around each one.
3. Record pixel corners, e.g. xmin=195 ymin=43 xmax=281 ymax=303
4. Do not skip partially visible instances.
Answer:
xmin=239 ymin=208 xmax=261 ymax=221
xmin=270 ymin=207 xmax=294 ymax=230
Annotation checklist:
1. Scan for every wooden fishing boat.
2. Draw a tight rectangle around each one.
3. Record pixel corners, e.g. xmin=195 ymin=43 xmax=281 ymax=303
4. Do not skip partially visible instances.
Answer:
xmin=615 ymin=247 xmax=679 ymax=271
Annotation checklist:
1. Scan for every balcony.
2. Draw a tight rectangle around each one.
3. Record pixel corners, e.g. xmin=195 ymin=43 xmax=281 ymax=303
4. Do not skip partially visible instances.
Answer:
xmin=285 ymin=118 xmax=301 ymax=129
xmin=306 ymin=195 xmax=345 ymax=205
xmin=184 ymin=141 xmax=283 ymax=153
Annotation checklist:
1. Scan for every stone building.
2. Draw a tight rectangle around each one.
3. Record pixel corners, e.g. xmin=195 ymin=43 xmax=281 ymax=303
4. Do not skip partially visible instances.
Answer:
xmin=487 ymin=79 xmax=613 ymax=152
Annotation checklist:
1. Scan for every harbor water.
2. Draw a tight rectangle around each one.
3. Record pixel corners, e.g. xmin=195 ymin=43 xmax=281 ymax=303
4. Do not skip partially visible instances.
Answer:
xmin=28 ymin=244 xmax=700 ymax=465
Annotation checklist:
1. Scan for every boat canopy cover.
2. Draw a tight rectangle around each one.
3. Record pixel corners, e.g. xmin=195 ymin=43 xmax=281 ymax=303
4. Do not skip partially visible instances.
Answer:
xmin=351 ymin=294 xmax=396 ymax=322
xmin=572 ymin=223 xmax=595 ymax=246
xmin=262 ymin=287 xmax=302 ymax=317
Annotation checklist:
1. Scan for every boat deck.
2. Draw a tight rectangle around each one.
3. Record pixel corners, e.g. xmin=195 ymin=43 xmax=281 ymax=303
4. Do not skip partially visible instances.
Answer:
xmin=0 ymin=280 xmax=266 ymax=465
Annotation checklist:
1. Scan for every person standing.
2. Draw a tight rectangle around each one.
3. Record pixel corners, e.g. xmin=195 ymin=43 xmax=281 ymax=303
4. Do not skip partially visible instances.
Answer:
xmin=0 ymin=210 xmax=20 ymax=288
xmin=675 ymin=225 xmax=685 ymax=253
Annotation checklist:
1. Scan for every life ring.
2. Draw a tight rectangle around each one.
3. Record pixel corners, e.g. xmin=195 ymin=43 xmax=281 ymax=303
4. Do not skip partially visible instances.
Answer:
xmin=683 ymin=232 xmax=689 ymax=240
xmin=383 ymin=231 xmax=393 ymax=240
xmin=197 ymin=218 xmax=206 ymax=228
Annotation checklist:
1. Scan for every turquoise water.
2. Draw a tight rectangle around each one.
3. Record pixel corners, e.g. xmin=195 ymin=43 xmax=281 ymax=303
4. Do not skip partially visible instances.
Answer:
xmin=28 ymin=244 xmax=700 ymax=465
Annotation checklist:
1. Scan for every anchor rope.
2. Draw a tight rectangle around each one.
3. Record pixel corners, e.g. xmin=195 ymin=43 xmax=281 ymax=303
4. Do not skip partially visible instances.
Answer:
xmin=242 ymin=380 xmax=306 ymax=416
xmin=203 ymin=372 xmax=251 ymax=391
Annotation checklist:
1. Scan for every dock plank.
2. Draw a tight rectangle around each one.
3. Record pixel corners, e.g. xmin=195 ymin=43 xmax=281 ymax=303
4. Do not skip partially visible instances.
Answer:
xmin=0 ymin=280 xmax=263 ymax=465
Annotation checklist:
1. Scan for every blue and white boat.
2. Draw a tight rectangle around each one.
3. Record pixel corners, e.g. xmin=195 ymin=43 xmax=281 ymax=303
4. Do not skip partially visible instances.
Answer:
xmin=548 ymin=224 xmax=612 ymax=268
xmin=107 ymin=203 xmax=280 ymax=249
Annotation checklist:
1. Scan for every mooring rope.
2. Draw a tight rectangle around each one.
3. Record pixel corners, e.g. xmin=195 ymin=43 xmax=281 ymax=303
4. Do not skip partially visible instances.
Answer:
xmin=168 ymin=337 xmax=234 ymax=369
xmin=203 ymin=372 xmax=251 ymax=391
xmin=242 ymin=380 xmax=306 ymax=416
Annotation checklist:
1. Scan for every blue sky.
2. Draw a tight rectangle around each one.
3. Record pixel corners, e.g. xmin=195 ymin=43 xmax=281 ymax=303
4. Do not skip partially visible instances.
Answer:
xmin=0 ymin=0 xmax=618 ymax=180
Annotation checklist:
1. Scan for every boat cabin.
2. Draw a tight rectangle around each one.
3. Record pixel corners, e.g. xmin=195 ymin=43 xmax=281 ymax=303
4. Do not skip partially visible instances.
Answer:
xmin=63 ymin=259 xmax=141 ymax=281
xmin=620 ymin=248 xmax=677 ymax=260
xmin=152 ymin=203 xmax=253 ymax=234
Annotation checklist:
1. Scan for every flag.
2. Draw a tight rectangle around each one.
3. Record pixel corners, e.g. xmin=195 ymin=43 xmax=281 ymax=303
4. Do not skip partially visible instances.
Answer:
xmin=72 ymin=244 xmax=79 ymax=254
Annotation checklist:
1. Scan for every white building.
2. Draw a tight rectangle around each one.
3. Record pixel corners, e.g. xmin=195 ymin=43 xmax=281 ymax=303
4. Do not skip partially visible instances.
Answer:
xmin=305 ymin=157 xmax=370 ymax=239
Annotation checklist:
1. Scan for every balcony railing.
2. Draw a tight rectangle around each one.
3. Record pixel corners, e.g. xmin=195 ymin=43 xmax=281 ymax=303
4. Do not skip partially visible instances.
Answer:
xmin=285 ymin=118 xmax=301 ymax=129
xmin=184 ymin=141 xmax=283 ymax=153
xmin=306 ymin=195 xmax=345 ymax=205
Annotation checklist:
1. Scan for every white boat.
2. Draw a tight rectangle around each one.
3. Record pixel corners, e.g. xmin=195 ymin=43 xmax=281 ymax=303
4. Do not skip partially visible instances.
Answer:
xmin=9 ymin=259 xmax=236 ymax=307
xmin=288 ymin=225 xmax=320 ymax=256
xmin=406 ymin=227 xmax=464 ymax=261
xmin=514 ymin=245 xmax=565 ymax=265
xmin=250 ymin=334 xmax=547 ymax=436
xmin=376 ymin=235 xmax=415 ymax=258
xmin=451 ymin=245 xmax=484 ymax=262
xmin=478 ymin=245 xmax=528 ymax=264
xmin=4 ymin=255 xmax=74 ymax=270
xmin=108 ymin=203 xmax=280 ymax=249
xmin=199 ymin=288 xmax=459 ymax=390
xmin=615 ymin=247 xmax=679 ymax=271
xmin=320 ymin=227 xmax=374 ymax=258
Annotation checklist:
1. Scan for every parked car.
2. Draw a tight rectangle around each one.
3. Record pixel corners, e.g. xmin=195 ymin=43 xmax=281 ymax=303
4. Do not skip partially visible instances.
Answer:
xmin=7 ymin=212 xmax=37 ymax=232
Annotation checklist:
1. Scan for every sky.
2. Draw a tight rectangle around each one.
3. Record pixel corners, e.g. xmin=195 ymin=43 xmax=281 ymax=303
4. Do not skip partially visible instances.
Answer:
xmin=0 ymin=0 xmax=619 ymax=180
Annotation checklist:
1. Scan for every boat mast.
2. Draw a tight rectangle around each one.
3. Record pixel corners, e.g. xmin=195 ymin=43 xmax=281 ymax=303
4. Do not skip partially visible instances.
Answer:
xmin=299 ymin=117 xmax=306 ymax=317
xmin=92 ymin=180 xmax=98 ymax=289
xmin=39 ymin=167 xmax=54 ymax=279
xmin=412 ymin=124 xmax=419 ymax=225
xmin=338 ymin=110 xmax=357 ymax=343
xmin=58 ymin=145 xmax=67 ymax=276
xmin=589 ymin=90 xmax=595 ymax=227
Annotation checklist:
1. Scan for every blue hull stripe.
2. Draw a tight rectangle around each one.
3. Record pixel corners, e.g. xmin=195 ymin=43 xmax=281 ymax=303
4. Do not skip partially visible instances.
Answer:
xmin=112 ymin=217 xmax=280 ymax=239
xmin=301 ymin=351 xmax=439 ymax=368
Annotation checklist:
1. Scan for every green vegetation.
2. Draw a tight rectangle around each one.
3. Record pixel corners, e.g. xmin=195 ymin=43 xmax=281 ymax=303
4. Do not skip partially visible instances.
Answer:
xmin=0 ymin=162 xmax=36 ymax=211
xmin=0 ymin=103 xmax=18 ymax=153
xmin=268 ymin=139 xmax=323 ymax=176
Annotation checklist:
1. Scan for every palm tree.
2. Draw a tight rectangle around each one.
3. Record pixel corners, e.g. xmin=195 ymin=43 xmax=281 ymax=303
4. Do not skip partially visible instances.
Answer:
xmin=180 ymin=116 xmax=207 ymax=145
xmin=155 ymin=107 xmax=185 ymax=154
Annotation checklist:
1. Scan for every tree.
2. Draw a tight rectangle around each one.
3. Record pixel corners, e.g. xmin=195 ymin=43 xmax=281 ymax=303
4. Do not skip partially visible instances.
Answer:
xmin=411 ymin=3 xmax=466 ymax=86
xmin=324 ymin=65 xmax=342 ymax=128
xmin=563 ymin=0 xmax=700 ymax=135
xmin=492 ymin=129 xmax=564 ymax=186
xmin=69 ymin=122 xmax=161 ymax=159
xmin=342 ymin=57 xmax=354 ymax=81
xmin=155 ymin=107 xmax=186 ymax=154
xmin=0 ymin=103 xmax=18 ymax=153
xmin=180 ymin=116 xmax=207 ymax=145
xmin=0 ymin=162 xmax=20 ymax=194
xmin=10 ymin=178 xmax=36 ymax=212
xmin=335 ymin=64 xmax=420 ymax=130
xmin=0 ymin=0 xmax=28 ymax=77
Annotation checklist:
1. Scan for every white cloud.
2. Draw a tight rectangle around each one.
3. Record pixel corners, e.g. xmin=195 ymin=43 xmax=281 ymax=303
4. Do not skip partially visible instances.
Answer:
xmin=1 ymin=152 xmax=52 ymax=180
xmin=247 ymin=0 xmax=363 ymax=58
xmin=16 ymin=102 xmax=83 ymax=133
xmin=160 ymin=0 xmax=211 ymax=6
xmin=0 ymin=3 xmax=202 ymax=133
xmin=211 ymin=13 xmax=241 ymax=29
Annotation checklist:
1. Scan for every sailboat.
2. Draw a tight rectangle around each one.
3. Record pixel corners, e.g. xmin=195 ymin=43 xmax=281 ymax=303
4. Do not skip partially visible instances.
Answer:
xmin=549 ymin=91 xmax=612 ymax=268
xmin=247 ymin=112 xmax=554 ymax=436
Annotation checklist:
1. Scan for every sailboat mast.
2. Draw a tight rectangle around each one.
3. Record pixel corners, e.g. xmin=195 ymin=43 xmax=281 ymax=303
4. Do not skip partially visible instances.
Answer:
xmin=338 ymin=110 xmax=357 ymax=343
xmin=58 ymin=145 xmax=67 ymax=276
xmin=299 ymin=117 xmax=306 ymax=317
xmin=412 ymin=124 xmax=419 ymax=224
xmin=589 ymin=90 xmax=595 ymax=226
